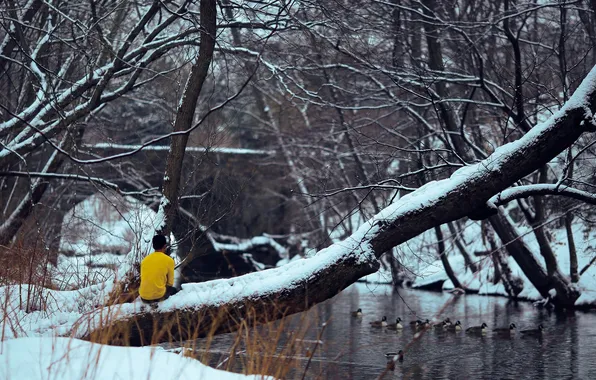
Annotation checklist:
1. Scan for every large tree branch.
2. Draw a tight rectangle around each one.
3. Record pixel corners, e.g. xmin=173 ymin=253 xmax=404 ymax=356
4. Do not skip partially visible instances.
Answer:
xmin=73 ymin=66 xmax=596 ymax=345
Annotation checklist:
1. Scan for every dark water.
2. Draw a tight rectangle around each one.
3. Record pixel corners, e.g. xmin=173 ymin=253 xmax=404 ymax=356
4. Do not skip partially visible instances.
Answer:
xmin=192 ymin=283 xmax=596 ymax=379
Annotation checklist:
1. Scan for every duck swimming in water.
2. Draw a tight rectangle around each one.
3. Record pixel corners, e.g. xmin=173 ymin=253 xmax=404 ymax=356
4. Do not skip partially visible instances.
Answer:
xmin=351 ymin=308 xmax=363 ymax=317
xmin=386 ymin=317 xmax=403 ymax=330
xmin=385 ymin=349 xmax=404 ymax=362
xmin=520 ymin=324 xmax=544 ymax=337
xmin=415 ymin=319 xmax=431 ymax=330
xmin=433 ymin=318 xmax=451 ymax=329
xmin=466 ymin=322 xmax=488 ymax=334
xmin=444 ymin=320 xmax=462 ymax=332
xmin=385 ymin=350 xmax=404 ymax=370
xmin=370 ymin=316 xmax=388 ymax=327
xmin=493 ymin=323 xmax=516 ymax=335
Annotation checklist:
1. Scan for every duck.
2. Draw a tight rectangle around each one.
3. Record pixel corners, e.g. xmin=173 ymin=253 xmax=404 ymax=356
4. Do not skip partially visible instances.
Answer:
xmin=386 ymin=317 xmax=404 ymax=330
xmin=520 ymin=324 xmax=544 ymax=337
xmin=370 ymin=316 xmax=388 ymax=327
xmin=385 ymin=350 xmax=404 ymax=370
xmin=433 ymin=318 xmax=451 ymax=328
xmin=385 ymin=349 xmax=404 ymax=361
xmin=493 ymin=323 xmax=516 ymax=335
xmin=466 ymin=322 xmax=488 ymax=334
xmin=416 ymin=319 xmax=431 ymax=330
xmin=445 ymin=320 xmax=462 ymax=332
xmin=351 ymin=308 xmax=363 ymax=317
xmin=409 ymin=318 xmax=422 ymax=326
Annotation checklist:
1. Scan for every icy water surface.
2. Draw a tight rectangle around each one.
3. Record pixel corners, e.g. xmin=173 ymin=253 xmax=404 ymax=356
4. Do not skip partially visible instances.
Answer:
xmin=196 ymin=283 xmax=596 ymax=379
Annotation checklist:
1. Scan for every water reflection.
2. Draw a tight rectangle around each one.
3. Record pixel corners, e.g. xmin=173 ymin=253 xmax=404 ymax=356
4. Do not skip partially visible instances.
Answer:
xmin=198 ymin=283 xmax=596 ymax=379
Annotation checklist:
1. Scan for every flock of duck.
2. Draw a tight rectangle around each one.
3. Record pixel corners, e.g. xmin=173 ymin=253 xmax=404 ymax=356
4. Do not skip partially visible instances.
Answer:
xmin=350 ymin=308 xmax=545 ymax=368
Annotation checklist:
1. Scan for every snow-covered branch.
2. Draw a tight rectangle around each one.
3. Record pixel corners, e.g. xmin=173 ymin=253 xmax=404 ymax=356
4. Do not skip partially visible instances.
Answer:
xmin=0 ymin=171 xmax=161 ymax=197
xmin=491 ymin=184 xmax=596 ymax=206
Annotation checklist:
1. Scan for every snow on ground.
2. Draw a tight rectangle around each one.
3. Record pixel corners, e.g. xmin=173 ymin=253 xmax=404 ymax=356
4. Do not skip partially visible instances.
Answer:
xmin=0 ymin=337 xmax=272 ymax=380
xmin=0 ymin=281 xmax=114 ymax=339
xmin=0 ymin=222 xmax=380 ymax=340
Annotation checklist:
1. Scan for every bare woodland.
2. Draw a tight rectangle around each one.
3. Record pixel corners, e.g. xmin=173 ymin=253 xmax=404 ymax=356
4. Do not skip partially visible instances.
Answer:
xmin=3 ymin=0 xmax=596 ymax=344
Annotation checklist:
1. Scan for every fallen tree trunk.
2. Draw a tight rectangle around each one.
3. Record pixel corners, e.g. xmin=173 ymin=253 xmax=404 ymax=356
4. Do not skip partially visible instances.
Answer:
xmin=77 ymin=66 xmax=596 ymax=345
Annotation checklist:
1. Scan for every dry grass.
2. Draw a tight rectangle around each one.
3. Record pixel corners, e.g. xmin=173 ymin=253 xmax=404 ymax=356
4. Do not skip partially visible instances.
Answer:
xmin=0 ymin=245 xmax=324 ymax=379
xmin=77 ymin=299 xmax=324 ymax=379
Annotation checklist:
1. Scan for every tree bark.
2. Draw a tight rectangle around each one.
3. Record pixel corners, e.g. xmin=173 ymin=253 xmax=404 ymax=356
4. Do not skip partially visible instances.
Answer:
xmin=578 ymin=0 xmax=596 ymax=65
xmin=483 ymin=220 xmax=523 ymax=296
xmin=391 ymin=0 xmax=403 ymax=68
xmin=421 ymin=0 xmax=474 ymax=158
xmin=566 ymin=208 xmax=579 ymax=282
xmin=558 ymin=5 xmax=579 ymax=283
xmin=532 ymin=167 xmax=563 ymax=278
xmin=157 ymin=0 xmax=217 ymax=237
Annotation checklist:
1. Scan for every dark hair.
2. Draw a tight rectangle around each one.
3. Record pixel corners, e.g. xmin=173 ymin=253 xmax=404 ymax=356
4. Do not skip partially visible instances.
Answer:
xmin=152 ymin=234 xmax=167 ymax=250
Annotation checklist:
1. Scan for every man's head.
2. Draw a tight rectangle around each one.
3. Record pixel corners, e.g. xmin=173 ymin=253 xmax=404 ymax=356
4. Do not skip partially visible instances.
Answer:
xmin=152 ymin=234 xmax=168 ymax=252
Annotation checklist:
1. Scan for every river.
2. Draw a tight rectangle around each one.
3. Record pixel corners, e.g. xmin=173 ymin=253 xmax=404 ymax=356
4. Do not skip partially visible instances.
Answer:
xmin=190 ymin=283 xmax=596 ymax=379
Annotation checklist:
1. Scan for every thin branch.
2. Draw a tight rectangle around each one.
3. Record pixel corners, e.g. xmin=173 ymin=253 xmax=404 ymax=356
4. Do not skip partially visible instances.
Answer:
xmin=492 ymin=184 xmax=596 ymax=206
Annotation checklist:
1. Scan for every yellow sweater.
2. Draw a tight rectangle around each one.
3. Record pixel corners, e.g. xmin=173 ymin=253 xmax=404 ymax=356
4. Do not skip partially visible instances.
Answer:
xmin=139 ymin=251 xmax=175 ymax=300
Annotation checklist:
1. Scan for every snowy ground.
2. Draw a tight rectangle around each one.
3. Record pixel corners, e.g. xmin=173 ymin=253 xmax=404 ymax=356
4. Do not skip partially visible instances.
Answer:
xmin=0 ymin=337 xmax=272 ymax=380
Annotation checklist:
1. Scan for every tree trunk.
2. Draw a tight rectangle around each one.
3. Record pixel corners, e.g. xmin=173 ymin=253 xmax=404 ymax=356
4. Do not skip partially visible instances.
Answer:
xmin=157 ymin=0 xmax=217 ymax=237
xmin=528 ymin=166 xmax=578 ymax=303
xmin=578 ymin=0 xmax=596 ymax=65
xmin=447 ymin=221 xmax=478 ymax=272
xmin=421 ymin=0 xmax=474 ymax=158
xmin=557 ymin=7 xmax=580 ymax=282
xmin=483 ymin=220 xmax=523 ymax=297
xmin=386 ymin=248 xmax=403 ymax=287
xmin=566 ymin=210 xmax=579 ymax=283
xmin=390 ymin=0 xmax=403 ymax=68
xmin=435 ymin=225 xmax=463 ymax=289
xmin=489 ymin=212 xmax=578 ymax=306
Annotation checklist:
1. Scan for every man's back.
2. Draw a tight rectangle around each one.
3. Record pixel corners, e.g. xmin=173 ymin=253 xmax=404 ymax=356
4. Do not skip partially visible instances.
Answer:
xmin=139 ymin=251 xmax=175 ymax=301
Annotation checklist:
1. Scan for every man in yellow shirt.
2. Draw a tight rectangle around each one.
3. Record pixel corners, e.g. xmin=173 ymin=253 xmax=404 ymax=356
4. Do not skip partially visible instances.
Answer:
xmin=139 ymin=235 xmax=178 ymax=303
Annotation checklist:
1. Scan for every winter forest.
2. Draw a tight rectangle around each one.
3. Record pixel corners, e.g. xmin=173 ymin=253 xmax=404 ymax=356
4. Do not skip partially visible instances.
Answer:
xmin=3 ymin=0 xmax=596 ymax=379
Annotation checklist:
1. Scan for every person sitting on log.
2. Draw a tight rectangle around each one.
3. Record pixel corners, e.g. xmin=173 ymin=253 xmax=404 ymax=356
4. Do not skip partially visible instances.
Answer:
xmin=139 ymin=234 xmax=178 ymax=304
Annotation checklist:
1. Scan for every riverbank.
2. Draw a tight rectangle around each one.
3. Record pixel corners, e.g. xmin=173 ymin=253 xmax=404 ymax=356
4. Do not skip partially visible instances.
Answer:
xmin=358 ymin=219 xmax=596 ymax=309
